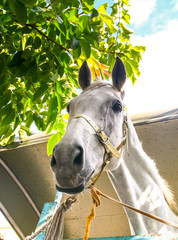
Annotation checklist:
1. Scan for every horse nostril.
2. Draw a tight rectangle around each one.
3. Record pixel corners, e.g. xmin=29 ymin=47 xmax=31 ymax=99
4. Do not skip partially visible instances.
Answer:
xmin=73 ymin=147 xmax=83 ymax=168
xmin=51 ymin=155 xmax=56 ymax=167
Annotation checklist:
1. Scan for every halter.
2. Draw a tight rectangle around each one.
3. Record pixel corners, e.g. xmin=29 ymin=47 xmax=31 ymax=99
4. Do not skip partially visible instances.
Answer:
xmin=72 ymin=114 xmax=128 ymax=185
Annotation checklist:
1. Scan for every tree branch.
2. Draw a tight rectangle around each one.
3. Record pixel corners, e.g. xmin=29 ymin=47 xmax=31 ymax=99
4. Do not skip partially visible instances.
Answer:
xmin=27 ymin=77 xmax=36 ymax=92
xmin=46 ymin=0 xmax=57 ymax=8
xmin=26 ymin=23 xmax=71 ymax=54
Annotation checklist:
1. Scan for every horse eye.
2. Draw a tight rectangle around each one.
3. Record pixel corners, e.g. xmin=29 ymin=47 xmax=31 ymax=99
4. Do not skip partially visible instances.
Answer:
xmin=67 ymin=104 xmax=70 ymax=113
xmin=112 ymin=100 xmax=122 ymax=113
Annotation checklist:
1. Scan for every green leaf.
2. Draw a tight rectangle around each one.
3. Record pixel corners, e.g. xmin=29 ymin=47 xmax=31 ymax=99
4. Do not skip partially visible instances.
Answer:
xmin=119 ymin=22 xmax=134 ymax=35
xmin=72 ymin=46 xmax=81 ymax=59
xmin=53 ymin=121 xmax=66 ymax=133
xmin=131 ymin=74 xmax=137 ymax=85
xmin=20 ymin=125 xmax=31 ymax=135
xmin=46 ymin=122 xmax=54 ymax=135
xmin=0 ymin=126 xmax=11 ymax=139
xmin=21 ymin=49 xmax=32 ymax=60
xmin=67 ymin=9 xmax=78 ymax=22
xmin=8 ymin=0 xmax=16 ymax=12
xmin=100 ymin=13 xmax=117 ymax=33
xmin=0 ymin=91 xmax=11 ymax=108
xmin=80 ymin=39 xmax=91 ymax=59
xmin=8 ymin=51 xmax=25 ymax=68
xmin=19 ymin=0 xmax=37 ymax=5
xmin=91 ymin=48 xmax=101 ymax=59
xmin=26 ymin=36 xmax=34 ymax=47
xmin=122 ymin=0 xmax=129 ymax=5
xmin=1 ymin=109 xmax=15 ymax=126
xmin=33 ymin=113 xmax=44 ymax=130
xmin=60 ymin=52 xmax=71 ymax=67
xmin=82 ymin=0 xmax=94 ymax=10
xmin=121 ymin=11 xmax=130 ymax=24
xmin=0 ymin=134 xmax=15 ymax=146
xmin=0 ymin=103 xmax=13 ymax=119
xmin=47 ymin=132 xmax=62 ymax=156
xmin=133 ymin=45 xmax=146 ymax=53
xmin=33 ymin=83 xmax=48 ymax=102
xmin=125 ymin=61 xmax=133 ymax=78
xmin=84 ymin=32 xmax=102 ymax=44
xmin=46 ymin=94 xmax=58 ymax=126
xmin=78 ymin=15 xmax=90 ymax=30
xmin=25 ymin=112 xmax=33 ymax=128
xmin=63 ymin=113 xmax=69 ymax=120
xmin=90 ymin=8 xmax=98 ymax=20
xmin=97 ymin=3 xmax=108 ymax=13
xmin=53 ymin=20 xmax=66 ymax=35
xmin=33 ymin=36 xmax=41 ymax=49
xmin=56 ymin=92 xmax=61 ymax=112
xmin=0 ymin=18 xmax=7 ymax=32
xmin=14 ymin=0 xmax=27 ymax=26
xmin=14 ymin=116 xmax=20 ymax=130
xmin=127 ymin=58 xmax=140 ymax=76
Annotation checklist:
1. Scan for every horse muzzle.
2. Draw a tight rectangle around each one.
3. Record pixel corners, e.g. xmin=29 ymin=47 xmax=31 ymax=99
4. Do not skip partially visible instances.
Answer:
xmin=54 ymin=168 xmax=95 ymax=194
xmin=55 ymin=182 xmax=85 ymax=194
xmin=51 ymin=146 xmax=95 ymax=194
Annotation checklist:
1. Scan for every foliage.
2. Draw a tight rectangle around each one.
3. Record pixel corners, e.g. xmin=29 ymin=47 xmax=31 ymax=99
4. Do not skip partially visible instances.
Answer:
xmin=0 ymin=0 xmax=146 ymax=154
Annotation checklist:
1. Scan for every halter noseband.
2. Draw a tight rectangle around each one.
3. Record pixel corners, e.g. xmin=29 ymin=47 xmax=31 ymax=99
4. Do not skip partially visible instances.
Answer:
xmin=71 ymin=114 xmax=128 ymax=184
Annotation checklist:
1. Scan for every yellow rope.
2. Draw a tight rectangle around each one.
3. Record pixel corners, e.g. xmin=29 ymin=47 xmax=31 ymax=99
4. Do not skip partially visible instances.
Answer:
xmin=83 ymin=203 xmax=96 ymax=240
xmin=83 ymin=186 xmax=178 ymax=240
xmin=83 ymin=186 xmax=102 ymax=240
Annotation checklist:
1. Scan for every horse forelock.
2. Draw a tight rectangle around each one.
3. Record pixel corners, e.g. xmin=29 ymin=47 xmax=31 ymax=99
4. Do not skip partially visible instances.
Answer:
xmin=82 ymin=81 xmax=119 ymax=93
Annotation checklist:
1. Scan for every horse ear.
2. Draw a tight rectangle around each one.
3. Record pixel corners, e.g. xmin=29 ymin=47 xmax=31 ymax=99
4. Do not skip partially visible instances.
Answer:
xmin=78 ymin=61 xmax=93 ymax=90
xmin=112 ymin=56 xmax=127 ymax=92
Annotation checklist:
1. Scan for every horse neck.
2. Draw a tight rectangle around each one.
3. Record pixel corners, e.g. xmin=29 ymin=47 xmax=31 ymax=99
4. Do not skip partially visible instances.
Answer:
xmin=108 ymin=117 xmax=178 ymax=235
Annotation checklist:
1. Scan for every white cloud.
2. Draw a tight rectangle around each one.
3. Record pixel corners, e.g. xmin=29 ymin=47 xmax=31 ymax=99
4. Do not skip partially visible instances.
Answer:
xmin=175 ymin=2 xmax=178 ymax=10
xmin=171 ymin=0 xmax=178 ymax=10
xmin=124 ymin=19 xmax=178 ymax=115
xmin=129 ymin=0 xmax=156 ymax=26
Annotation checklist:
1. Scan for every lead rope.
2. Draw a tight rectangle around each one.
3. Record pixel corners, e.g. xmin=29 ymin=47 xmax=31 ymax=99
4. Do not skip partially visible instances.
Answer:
xmin=83 ymin=186 xmax=178 ymax=240
xmin=25 ymin=196 xmax=76 ymax=240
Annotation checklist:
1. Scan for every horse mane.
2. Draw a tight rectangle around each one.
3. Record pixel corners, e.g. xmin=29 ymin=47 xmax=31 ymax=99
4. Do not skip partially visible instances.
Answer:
xmin=83 ymin=80 xmax=178 ymax=217
xmin=161 ymin=180 xmax=178 ymax=216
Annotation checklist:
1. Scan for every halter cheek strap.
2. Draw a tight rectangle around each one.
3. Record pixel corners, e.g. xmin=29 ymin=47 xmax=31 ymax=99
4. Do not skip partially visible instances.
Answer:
xmin=71 ymin=114 xmax=127 ymax=186
xmin=71 ymin=114 xmax=127 ymax=162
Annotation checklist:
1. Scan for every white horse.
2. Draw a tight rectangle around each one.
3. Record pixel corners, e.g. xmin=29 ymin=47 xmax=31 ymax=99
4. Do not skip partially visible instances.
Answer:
xmin=51 ymin=57 xmax=178 ymax=235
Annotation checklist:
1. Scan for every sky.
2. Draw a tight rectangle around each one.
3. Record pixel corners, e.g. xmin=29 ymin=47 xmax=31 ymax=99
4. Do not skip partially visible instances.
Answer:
xmin=0 ymin=211 xmax=20 ymax=240
xmin=96 ymin=0 xmax=178 ymax=115
xmin=124 ymin=0 xmax=178 ymax=115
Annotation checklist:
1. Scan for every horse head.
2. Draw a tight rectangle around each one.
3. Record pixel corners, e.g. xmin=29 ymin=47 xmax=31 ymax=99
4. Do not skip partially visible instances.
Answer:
xmin=51 ymin=57 xmax=127 ymax=194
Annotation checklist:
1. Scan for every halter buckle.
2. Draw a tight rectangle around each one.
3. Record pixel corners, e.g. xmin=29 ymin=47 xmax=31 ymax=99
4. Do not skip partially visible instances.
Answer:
xmin=96 ymin=130 xmax=109 ymax=145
